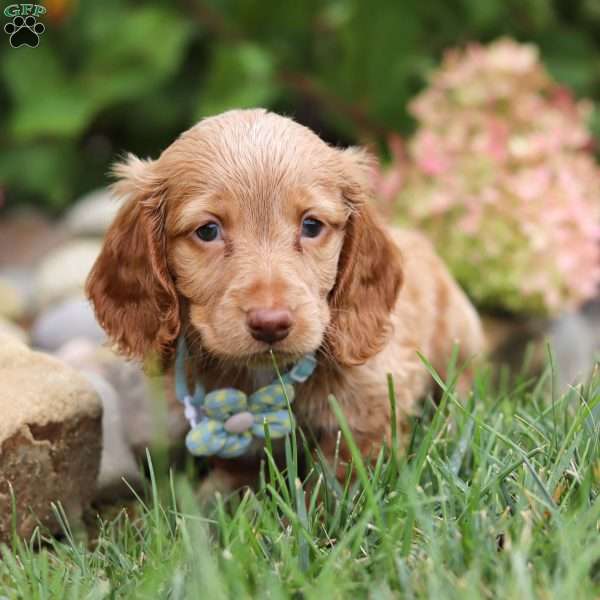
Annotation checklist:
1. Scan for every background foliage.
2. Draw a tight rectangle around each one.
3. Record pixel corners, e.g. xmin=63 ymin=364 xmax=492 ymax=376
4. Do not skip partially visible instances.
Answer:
xmin=1 ymin=0 xmax=600 ymax=212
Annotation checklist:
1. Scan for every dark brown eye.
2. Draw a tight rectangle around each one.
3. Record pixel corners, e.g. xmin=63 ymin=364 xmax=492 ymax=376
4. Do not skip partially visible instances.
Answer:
xmin=195 ymin=222 xmax=221 ymax=242
xmin=301 ymin=217 xmax=324 ymax=239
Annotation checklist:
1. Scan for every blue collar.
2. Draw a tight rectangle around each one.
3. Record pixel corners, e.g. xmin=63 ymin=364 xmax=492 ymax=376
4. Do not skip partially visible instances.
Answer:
xmin=175 ymin=337 xmax=317 ymax=458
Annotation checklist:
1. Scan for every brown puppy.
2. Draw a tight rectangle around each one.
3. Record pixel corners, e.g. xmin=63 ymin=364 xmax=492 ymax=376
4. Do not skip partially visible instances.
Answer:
xmin=87 ymin=109 xmax=484 ymax=492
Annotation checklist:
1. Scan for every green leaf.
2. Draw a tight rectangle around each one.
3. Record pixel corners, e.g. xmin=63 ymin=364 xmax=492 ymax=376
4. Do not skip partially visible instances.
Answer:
xmin=0 ymin=141 xmax=78 ymax=209
xmin=196 ymin=43 xmax=278 ymax=118
xmin=2 ymin=48 xmax=98 ymax=139
xmin=2 ymin=6 xmax=193 ymax=141
xmin=83 ymin=7 xmax=194 ymax=107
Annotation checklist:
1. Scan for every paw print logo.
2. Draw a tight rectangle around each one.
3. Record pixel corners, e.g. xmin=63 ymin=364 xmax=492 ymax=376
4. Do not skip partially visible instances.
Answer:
xmin=4 ymin=15 xmax=45 ymax=48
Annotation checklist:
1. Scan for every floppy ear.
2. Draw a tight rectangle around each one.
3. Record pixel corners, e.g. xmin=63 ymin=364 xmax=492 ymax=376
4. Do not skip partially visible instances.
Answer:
xmin=86 ymin=154 xmax=180 ymax=362
xmin=326 ymin=148 xmax=403 ymax=366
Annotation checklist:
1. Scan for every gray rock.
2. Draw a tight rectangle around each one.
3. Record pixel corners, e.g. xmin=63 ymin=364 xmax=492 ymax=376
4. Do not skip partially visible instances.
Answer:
xmin=31 ymin=298 xmax=105 ymax=351
xmin=34 ymin=239 xmax=102 ymax=310
xmin=0 ymin=210 xmax=69 ymax=269
xmin=550 ymin=301 xmax=600 ymax=390
xmin=82 ymin=371 xmax=143 ymax=500
xmin=65 ymin=188 xmax=123 ymax=236
xmin=100 ymin=358 xmax=187 ymax=454
xmin=0 ymin=277 xmax=24 ymax=321
xmin=0 ymin=317 xmax=28 ymax=344
xmin=55 ymin=340 xmax=187 ymax=499
xmin=0 ymin=267 xmax=36 ymax=317
xmin=56 ymin=341 xmax=144 ymax=499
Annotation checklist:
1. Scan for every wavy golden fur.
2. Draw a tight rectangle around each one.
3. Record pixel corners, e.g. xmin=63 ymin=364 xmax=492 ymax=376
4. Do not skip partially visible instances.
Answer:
xmin=87 ymin=109 xmax=484 ymax=493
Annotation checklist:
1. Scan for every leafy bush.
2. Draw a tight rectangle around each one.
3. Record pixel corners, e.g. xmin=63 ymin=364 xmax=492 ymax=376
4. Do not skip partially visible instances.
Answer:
xmin=1 ymin=0 xmax=600 ymax=212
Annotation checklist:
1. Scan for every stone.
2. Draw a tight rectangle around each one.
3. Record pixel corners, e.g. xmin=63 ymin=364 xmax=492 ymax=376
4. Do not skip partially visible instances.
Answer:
xmin=83 ymin=371 xmax=143 ymax=500
xmin=64 ymin=188 xmax=123 ymax=236
xmin=0 ymin=210 xmax=69 ymax=269
xmin=34 ymin=240 xmax=102 ymax=310
xmin=0 ymin=317 xmax=28 ymax=344
xmin=103 ymin=358 xmax=164 ymax=453
xmin=55 ymin=340 xmax=187 ymax=498
xmin=82 ymin=352 xmax=187 ymax=455
xmin=54 ymin=337 xmax=102 ymax=372
xmin=55 ymin=340 xmax=143 ymax=498
xmin=483 ymin=300 xmax=600 ymax=391
xmin=0 ymin=334 xmax=102 ymax=542
xmin=31 ymin=297 xmax=105 ymax=351
xmin=0 ymin=277 xmax=24 ymax=321
xmin=549 ymin=300 xmax=600 ymax=389
xmin=0 ymin=267 xmax=36 ymax=318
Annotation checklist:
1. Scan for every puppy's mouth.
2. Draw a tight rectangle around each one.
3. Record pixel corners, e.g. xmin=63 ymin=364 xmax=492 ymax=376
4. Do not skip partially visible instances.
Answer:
xmin=187 ymin=320 xmax=318 ymax=369
xmin=200 ymin=342 xmax=312 ymax=372
xmin=236 ymin=348 xmax=301 ymax=369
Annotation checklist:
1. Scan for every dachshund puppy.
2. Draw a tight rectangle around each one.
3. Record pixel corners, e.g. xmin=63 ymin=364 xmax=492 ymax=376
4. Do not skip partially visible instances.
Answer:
xmin=87 ymin=109 xmax=484 ymax=492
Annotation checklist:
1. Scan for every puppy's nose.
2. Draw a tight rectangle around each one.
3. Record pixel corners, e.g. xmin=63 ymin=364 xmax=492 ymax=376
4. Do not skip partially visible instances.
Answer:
xmin=247 ymin=308 xmax=293 ymax=344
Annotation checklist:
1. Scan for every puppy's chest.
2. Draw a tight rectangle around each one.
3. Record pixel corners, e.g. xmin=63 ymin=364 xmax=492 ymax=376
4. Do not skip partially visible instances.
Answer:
xmin=292 ymin=369 xmax=353 ymax=431
xmin=249 ymin=368 xmax=279 ymax=390
xmin=198 ymin=367 xmax=276 ymax=395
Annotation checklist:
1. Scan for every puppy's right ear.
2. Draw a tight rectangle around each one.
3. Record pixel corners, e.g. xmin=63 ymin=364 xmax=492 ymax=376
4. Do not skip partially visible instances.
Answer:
xmin=326 ymin=148 xmax=403 ymax=366
xmin=86 ymin=154 xmax=180 ymax=361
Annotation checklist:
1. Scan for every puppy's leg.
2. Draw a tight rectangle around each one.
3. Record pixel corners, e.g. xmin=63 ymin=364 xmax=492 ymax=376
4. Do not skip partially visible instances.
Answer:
xmin=430 ymin=265 xmax=486 ymax=394
xmin=197 ymin=458 xmax=261 ymax=503
xmin=315 ymin=426 xmax=397 ymax=484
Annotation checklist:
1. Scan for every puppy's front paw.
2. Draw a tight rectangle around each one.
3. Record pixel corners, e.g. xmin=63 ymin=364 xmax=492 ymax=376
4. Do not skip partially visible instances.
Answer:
xmin=196 ymin=469 xmax=238 ymax=504
xmin=196 ymin=463 xmax=260 ymax=507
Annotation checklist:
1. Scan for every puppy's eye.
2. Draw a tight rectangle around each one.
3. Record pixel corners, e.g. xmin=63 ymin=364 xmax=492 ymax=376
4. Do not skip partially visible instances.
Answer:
xmin=301 ymin=217 xmax=324 ymax=239
xmin=195 ymin=222 xmax=222 ymax=242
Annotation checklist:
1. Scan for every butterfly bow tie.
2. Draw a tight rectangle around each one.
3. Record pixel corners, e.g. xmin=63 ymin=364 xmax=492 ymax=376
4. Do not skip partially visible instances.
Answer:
xmin=175 ymin=340 xmax=317 ymax=459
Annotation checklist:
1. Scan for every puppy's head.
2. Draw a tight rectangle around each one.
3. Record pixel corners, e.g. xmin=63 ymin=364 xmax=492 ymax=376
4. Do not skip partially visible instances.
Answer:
xmin=87 ymin=109 xmax=402 ymax=368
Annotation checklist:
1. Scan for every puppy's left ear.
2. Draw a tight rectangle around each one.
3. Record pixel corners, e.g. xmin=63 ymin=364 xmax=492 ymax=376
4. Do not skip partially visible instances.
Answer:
xmin=326 ymin=148 xmax=403 ymax=366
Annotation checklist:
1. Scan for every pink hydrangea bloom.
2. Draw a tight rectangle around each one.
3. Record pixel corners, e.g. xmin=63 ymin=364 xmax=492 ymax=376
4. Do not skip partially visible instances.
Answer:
xmin=391 ymin=38 xmax=600 ymax=316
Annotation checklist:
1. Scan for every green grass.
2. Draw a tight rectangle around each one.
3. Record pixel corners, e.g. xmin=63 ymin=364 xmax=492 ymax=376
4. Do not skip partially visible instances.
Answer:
xmin=1 ymin=357 xmax=599 ymax=599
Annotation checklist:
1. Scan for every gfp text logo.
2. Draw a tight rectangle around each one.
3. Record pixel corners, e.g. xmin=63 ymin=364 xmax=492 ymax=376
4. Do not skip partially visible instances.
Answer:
xmin=4 ymin=4 xmax=46 ymax=48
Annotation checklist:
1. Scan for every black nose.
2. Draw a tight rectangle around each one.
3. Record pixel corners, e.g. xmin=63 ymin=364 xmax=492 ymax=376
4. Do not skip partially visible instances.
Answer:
xmin=247 ymin=308 xmax=293 ymax=344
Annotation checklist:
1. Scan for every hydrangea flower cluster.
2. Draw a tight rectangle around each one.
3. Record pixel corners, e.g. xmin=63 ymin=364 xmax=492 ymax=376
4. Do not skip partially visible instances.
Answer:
xmin=392 ymin=38 xmax=600 ymax=316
